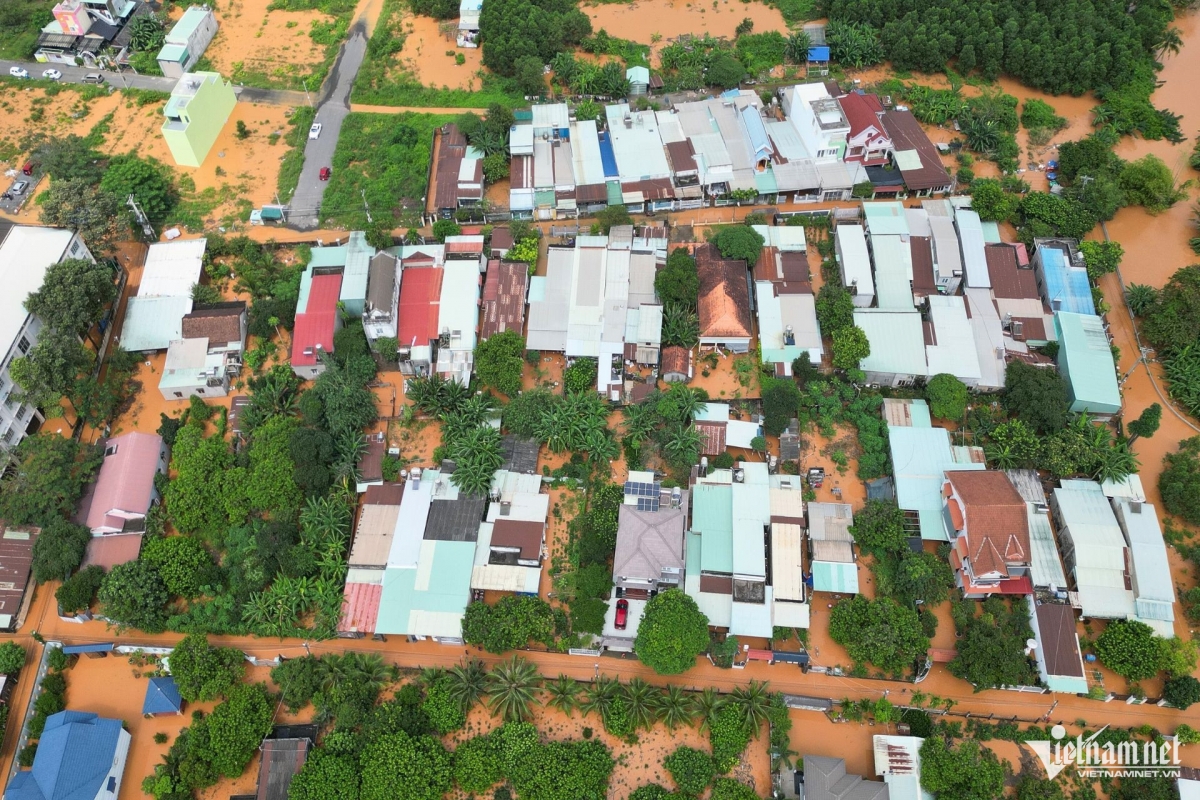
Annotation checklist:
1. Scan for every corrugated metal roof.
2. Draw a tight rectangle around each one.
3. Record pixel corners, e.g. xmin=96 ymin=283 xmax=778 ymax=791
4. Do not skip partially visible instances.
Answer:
xmin=1055 ymin=312 xmax=1120 ymax=414
xmin=693 ymin=483 xmax=733 ymax=574
xmin=771 ymin=523 xmax=805 ymax=602
xmin=83 ymin=432 xmax=162 ymax=531
xmin=872 ymin=234 xmax=914 ymax=309
xmin=685 ymin=534 xmax=732 ymax=627
xmin=888 ymin=421 xmax=985 ymax=540
xmin=140 ymin=239 xmax=206 ymax=297
xmin=1113 ymin=498 xmax=1175 ymax=617
xmin=836 ymin=225 xmax=874 ymax=298
xmin=121 ymin=295 xmax=192 ymax=352
xmin=731 ymin=588 xmax=774 ymax=637
xmin=339 ymin=582 xmax=381 ymax=633
xmin=925 ymin=294 xmax=982 ymax=382
xmin=397 ymin=266 xmax=443 ymax=347
xmin=955 ymin=209 xmax=990 ymax=289
xmin=812 ymin=561 xmax=859 ymax=593
xmin=571 ymin=120 xmax=606 ymax=185
xmin=526 ymin=247 xmax=573 ymax=351
xmin=862 ymin=201 xmax=909 ymax=236
xmin=1027 ymin=505 xmax=1067 ymax=590
xmin=1039 ymin=245 xmax=1095 ymax=315
xmin=855 ymin=309 xmax=928 ymax=377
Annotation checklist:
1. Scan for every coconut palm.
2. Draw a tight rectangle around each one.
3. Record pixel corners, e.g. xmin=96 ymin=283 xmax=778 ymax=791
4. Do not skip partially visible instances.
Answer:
xmin=1125 ymin=283 xmax=1158 ymax=317
xmin=487 ymin=656 xmax=542 ymax=722
xmin=624 ymin=678 xmax=659 ymax=731
xmin=783 ymin=31 xmax=811 ymax=65
xmin=961 ymin=116 xmax=1001 ymax=154
xmin=652 ymin=684 xmax=696 ymax=730
xmin=1155 ymin=26 xmax=1183 ymax=59
xmin=579 ymin=675 xmax=620 ymax=718
xmin=420 ymin=666 xmax=446 ymax=687
xmin=405 ymin=374 xmax=449 ymax=414
xmin=545 ymin=674 xmax=581 ymax=714
xmin=1093 ymin=442 xmax=1139 ymax=483
xmin=729 ymin=680 xmax=772 ymax=735
xmin=446 ymin=659 xmax=489 ymax=712
xmin=693 ymin=687 xmax=727 ymax=732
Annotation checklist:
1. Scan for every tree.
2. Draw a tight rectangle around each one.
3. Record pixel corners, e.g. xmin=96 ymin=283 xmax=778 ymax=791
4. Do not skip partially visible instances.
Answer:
xmin=1141 ymin=266 xmax=1200 ymax=356
xmin=98 ymin=559 xmax=169 ymax=633
xmin=99 ymin=154 xmax=176 ymax=228
xmin=656 ymin=248 xmax=700 ymax=309
xmin=1016 ymin=775 xmax=1066 ymax=800
xmin=245 ymin=415 xmax=302 ymax=515
xmin=360 ymin=730 xmax=453 ymax=800
xmin=708 ymin=704 xmax=750 ymax=773
xmin=630 ymin=785 xmax=675 ymax=800
xmin=1163 ymin=675 xmax=1200 ymax=710
xmin=968 ymin=179 xmax=1019 ymax=222
xmin=831 ymin=325 xmax=870 ymax=370
xmin=0 ymin=642 xmax=25 ymax=676
xmin=783 ymin=30 xmax=811 ymax=64
xmin=128 ymin=15 xmax=165 ymax=50
xmin=664 ymin=746 xmax=715 ymax=795
xmin=760 ymin=379 xmax=800 ymax=436
xmin=288 ymin=750 xmax=360 ymax=800
xmin=711 ymin=779 xmax=759 ymax=800
xmin=1078 ymin=240 xmax=1123 ymax=280
xmin=1003 ymin=361 xmax=1069 ymax=435
xmin=141 ymin=535 xmax=212 ymax=598
xmin=0 ymin=436 xmax=100 ymax=528
xmin=205 ymin=683 xmax=275 ymax=778
xmin=918 ymin=737 xmax=1005 ymax=800
xmin=30 ymin=518 xmax=92 ymax=584
xmin=486 ymin=656 xmax=542 ymax=722
xmin=55 ymin=565 xmax=104 ymax=615
xmin=453 ymin=734 xmax=503 ymax=793
xmin=1094 ymin=619 xmax=1164 ymax=681
xmin=706 ymin=53 xmax=746 ymax=89
xmin=815 ymin=284 xmax=854 ymax=334
xmin=10 ymin=326 xmax=92 ymax=413
xmin=634 ymin=589 xmax=710 ymax=675
xmin=594 ymin=205 xmax=632 ymax=234
xmin=710 ymin=226 xmax=764 ymax=265
xmin=169 ymin=633 xmax=246 ymax=702
xmin=850 ymin=501 xmax=907 ymax=558
xmin=661 ymin=303 xmax=699 ymax=348
xmin=38 ymin=181 xmax=124 ymax=251
xmin=947 ymin=599 xmax=1038 ymax=691
xmin=1160 ymin=436 xmax=1200 ymax=525
xmin=1126 ymin=404 xmax=1162 ymax=446
xmin=431 ymin=219 xmax=461 ymax=242
xmin=475 ymin=330 xmax=526 ymax=397
xmin=1126 ymin=284 xmax=1158 ymax=317
xmin=926 ymin=374 xmax=968 ymax=420
xmin=829 ymin=596 xmax=928 ymax=674
xmin=33 ymin=135 xmax=104 ymax=184
xmin=1119 ymin=155 xmax=1186 ymax=213
xmin=461 ymin=595 xmax=556 ymax=653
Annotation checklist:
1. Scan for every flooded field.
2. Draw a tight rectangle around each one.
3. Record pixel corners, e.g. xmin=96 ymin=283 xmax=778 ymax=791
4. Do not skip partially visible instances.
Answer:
xmin=398 ymin=13 xmax=487 ymax=91
xmin=585 ymin=0 xmax=789 ymax=59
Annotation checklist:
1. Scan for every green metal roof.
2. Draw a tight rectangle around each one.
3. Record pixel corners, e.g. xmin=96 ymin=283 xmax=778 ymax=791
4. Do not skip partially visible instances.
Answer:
xmin=684 ymin=533 xmax=732 ymax=627
xmin=1055 ymin=312 xmax=1121 ymax=415
xmin=754 ymin=169 xmax=777 ymax=195
xmin=166 ymin=6 xmax=211 ymax=43
xmin=692 ymin=483 xmax=733 ymax=574
xmin=375 ymin=539 xmax=475 ymax=637
xmin=812 ymin=561 xmax=859 ymax=593
xmin=157 ymin=43 xmax=188 ymax=63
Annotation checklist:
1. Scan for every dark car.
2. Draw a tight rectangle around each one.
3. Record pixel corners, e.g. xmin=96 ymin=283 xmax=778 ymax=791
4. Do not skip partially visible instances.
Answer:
xmin=614 ymin=599 xmax=629 ymax=630
xmin=319 ymin=166 xmax=331 ymax=181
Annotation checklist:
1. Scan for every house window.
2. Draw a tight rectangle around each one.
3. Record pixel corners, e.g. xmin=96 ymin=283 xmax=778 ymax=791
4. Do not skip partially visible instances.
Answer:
xmin=70 ymin=241 xmax=81 ymax=256
xmin=173 ymin=392 xmax=183 ymax=398
xmin=3 ymin=429 xmax=15 ymax=444
xmin=105 ymin=445 xmax=118 ymax=456
xmin=16 ymin=337 xmax=30 ymax=355
xmin=196 ymin=388 xmax=205 ymax=395
xmin=14 ymin=405 xmax=25 ymax=421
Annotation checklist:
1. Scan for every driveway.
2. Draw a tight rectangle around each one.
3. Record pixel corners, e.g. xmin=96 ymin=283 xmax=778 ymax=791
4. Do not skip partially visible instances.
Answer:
xmin=0 ymin=60 xmax=175 ymax=92
xmin=0 ymin=171 xmax=41 ymax=214
xmin=286 ymin=22 xmax=368 ymax=230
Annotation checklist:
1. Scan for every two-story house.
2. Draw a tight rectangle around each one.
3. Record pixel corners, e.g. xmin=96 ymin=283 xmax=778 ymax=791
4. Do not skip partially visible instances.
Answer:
xmin=942 ymin=471 xmax=1033 ymax=598
xmin=781 ymin=83 xmax=850 ymax=163
xmin=838 ymin=91 xmax=893 ymax=166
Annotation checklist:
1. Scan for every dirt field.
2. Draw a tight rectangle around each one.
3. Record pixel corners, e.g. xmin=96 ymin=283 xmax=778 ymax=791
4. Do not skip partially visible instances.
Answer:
xmin=400 ymin=14 xmax=486 ymax=91
xmin=585 ymin=0 xmax=790 ymax=61
xmin=202 ymin=0 xmax=335 ymax=89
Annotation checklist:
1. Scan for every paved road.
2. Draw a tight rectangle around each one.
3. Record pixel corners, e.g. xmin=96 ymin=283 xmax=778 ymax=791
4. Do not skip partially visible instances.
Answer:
xmin=0 ymin=60 xmax=175 ymax=91
xmin=286 ymin=22 xmax=368 ymax=230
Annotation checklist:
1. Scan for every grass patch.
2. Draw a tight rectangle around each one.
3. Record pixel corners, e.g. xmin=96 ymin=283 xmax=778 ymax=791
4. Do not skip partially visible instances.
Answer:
xmin=276 ymin=105 xmax=317 ymax=203
xmin=228 ymin=0 xmax=357 ymax=91
xmin=320 ymin=111 xmax=451 ymax=229
xmin=121 ymin=88 xmax=171 ymax=108
xmin=758 ymin=0 xmax=818 ymax=24
xmin=0 ymin=0 xmax=53 ymax=61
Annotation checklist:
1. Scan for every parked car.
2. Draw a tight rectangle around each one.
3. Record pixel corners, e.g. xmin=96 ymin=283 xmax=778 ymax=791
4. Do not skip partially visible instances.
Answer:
xmin=319 ymin=166 xmax=331 ymax=181
xmin=9 ymin=67 xmax=28 ymax=79
xmin=12 ymin=181 xmax=29 ymax=196
xmin=42 ymin=69 xmax=62 ymax=81
xmin=308 ymin=122 xmax=323 ymax=140
xmin=614 ymin=599 xmax=629 ymax=630
xmin=81 ymin=73 xmax=105 ymax=84
xmin=21 ymin=161 xmax=37 ymax=176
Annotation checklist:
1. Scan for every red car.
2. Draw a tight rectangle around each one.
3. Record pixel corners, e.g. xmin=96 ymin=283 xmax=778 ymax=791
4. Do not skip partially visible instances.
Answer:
xmin=614 ymin=599 xmax=629 ymax=630
xmin=319 ymin=166 xmax=331 ymax=181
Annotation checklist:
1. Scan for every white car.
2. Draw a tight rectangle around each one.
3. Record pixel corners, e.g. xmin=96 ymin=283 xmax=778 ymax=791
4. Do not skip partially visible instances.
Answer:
xmin=308 ymin=122 xmax=323 ymax=140
xmin=8 ymin=67 xmax=28 ymax=79
xmin=42 ymin=69 xmax=62 ymax=81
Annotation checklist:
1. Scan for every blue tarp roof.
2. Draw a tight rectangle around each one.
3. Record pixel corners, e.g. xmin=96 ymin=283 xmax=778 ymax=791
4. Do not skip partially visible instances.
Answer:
xmin=597 ymin=132 xmax=619 ymax=178
xmin=6 ymin=711 xmax=124 ymax=800
xmin=142 ymin=676 xmax=183 ymax=714
xmin=1041 ymin=246 xmax=1095 ymax=315
xmin=61 ymin=643 xmax=113 ymax=654
xmin=808 ymin=46 xmax=830 ymax=62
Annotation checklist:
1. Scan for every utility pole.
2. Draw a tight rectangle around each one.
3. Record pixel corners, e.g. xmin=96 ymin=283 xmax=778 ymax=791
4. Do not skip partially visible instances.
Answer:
xmin=361 ymin=189 xmax=373 ymax=224
xmin=126 ymin=194 xmax=154 ymax=239
xmin=303 ymin=78 xmax=312 ymax=107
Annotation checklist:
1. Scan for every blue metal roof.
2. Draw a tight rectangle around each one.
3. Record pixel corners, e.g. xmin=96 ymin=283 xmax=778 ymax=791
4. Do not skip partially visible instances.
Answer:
xmin=1041 ymin=247 xmax=1095 ymax=315
xmin=142 ymin=676 xmax=183 ymax=714
xmin=6 ymin=711 xmax=125 ymax=800
xmin=740 ymin=106 xmax=771 ymax=157
xmin=808 ymin=46 xmax=830 ymax=62
xmin=597 ymin=132 xmax=619 ymax=178
xmin=720 ymin=88 xmax=741 ymax=99
xmin=61 ymin=643 xmax=113 ymax=654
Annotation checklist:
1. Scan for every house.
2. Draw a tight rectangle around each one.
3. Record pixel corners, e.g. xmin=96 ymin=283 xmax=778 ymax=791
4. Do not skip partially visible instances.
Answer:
xmin=1003 ymin=470 xmax=1069 ymax=591
xmin=35 ymin=0 xmax=147 ymax=67
xmin=873 ymin=735 xmax=934 ymax=800
xmin=984 ymin=243 xmax=1056 ymax=347
xmin=159 ymin=302 xmax=246 ymax=401
xmin=488 ymin=227 xmax=514 ymax=259
xmin=924 ymin=295 xmax=983 ymax=388
xmin=870 ymin=233 xmax=914 ymax=310
xmin=456 ymin=0 xmax=480 ymax=46
xmin=884 ymin=398 xmax=985 ymax=541
xmin=161 ymin=72 xmax=236 ymax=168
xmin=1050 ymin=480 xmax=1136 ymax=622
xmin=694 ymin=403 xmax=761 ymax=455
xmin=430 ymin=125 xmax=484 ymax=216
xmin=626 ymin=65 xmax=650 ymax=96
xmin=4 ymin=711 xmax=131 ymax=800
xmin=434 ymin=259 xmax=482 ymax=386
xmin=755 ymin=281 xmax=822 ymax=375
xmin=853 ymin=309 xmax=927 ymax=388
xmin=838 ymin=92 xmax=893 ymax=166
xmin=255 ymin=735 xmax=313 ymax=800
xmin=962 ymin=286 xmax=1009 ymax=391
xmin=78 ymin=432 xmax=169 ymax=536
xmin=0 ymin=225 xmax=94 ymax=451
xmin=835 ymin=225 xmax=874 ymax=307
xmin=1055 ymin=312 xmax=1121 ymax=419
xmin=142 ymin=675 xmax=184 ymax=716
xmin=303 ymin=232 xmax=373 ymax=316
xmin=1032 ymin=238 xmax=1094 ymax=316
xmin=661 ymin=346 xmax=693 ymax=383
xmin=362 ymin=252 xmax=399 ymax=347
xmin=290 ymin=271 xmax=343 ymax=379
xmin=685 ymin=461 xmax=773 ymax=637
xmin=801 ymin=754 xmax=889 ymax=800
xmin=0 ymin=527 xmax=38 ymax=632
xmin=696 ymin=245 xmax=752 ymax=352
xmin=1112 ymin=497 xmax=1176 ymax=637
xmin=1026 ymin=598 xmax=1089 ymax=694
xmin=471 ymin=471 xmax=548 ymax=595
xmin=807 ymin=502 xmax=859 ymax=594
xmin=121 ymin=238 xmax=206 ymax=352
xmin=480 ymin=260 xmax=529 ymax=340
xmin=942 ymin=471 xmax=1033 ymax=598
xmin=612 ymin=472 xmax=688 ymax=597
xmin=954 ymin=208 xmax=990 ymax=289
xmin=355 ymin=433 xmax=386 ymax=494
xmin=156 ymin=5 xmax=218 ymax=78
xmin=338 ymin=484 xmax=403 ymax=636
xmin=878 ymin=109 xmax=953 ymax=195
xmin=861 ymin=200 xmax=910 ymax=237
xmin=526 ymin=245 xmax=573 ymax=352
xmin=781 ymin=83 xmax=849 ymax=162
xmin=920 ymin=200 xmax=965 ymax=293
xmin=770 ymin=475 xmax=809 ymax=629
xmin=396 ymin=261 xmax=443 ymax=377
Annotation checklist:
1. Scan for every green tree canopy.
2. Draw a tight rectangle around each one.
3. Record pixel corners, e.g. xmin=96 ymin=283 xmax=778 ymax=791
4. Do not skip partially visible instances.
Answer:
xmin=828 ymin=596 xmax=928 ymax=674
xmin=634 ymin=589 xmax=710 ymax=675
xmin=1160 ymin=436 xmax=1200 ymax=526
xmin=169 ymin=633 xmax=246 ymax=702
xmin=26 ymin=257 xmax=118 ymax=336
xmin=37 ymin=182 xmax=125 ymax=252
xmin=55 ymin=565 xmax=104 ymax=615
xmin=1003 ymin=360 xmax=1069 ymax=435
xmin=1141 ymin=266 xmax=1200 ymax=356
xmin=30 ymin=518 xmax=92 ymax=584
xmin=0 ymin=436 xmax=101 ymax=528
xmin=815 ymin=283 xmax=854 ymax=335
xmin=1126 ymin=403 xmax=1161 ymax=445
xmin=849 ymin=501 xmax=908 ymax=558
xmin=760 ymin=378 xmax=801 ymax=437
xmin=33 ymin=135 xmax=105 ymax=184
xmin=359 ymin=730 xmax=453 ymax=800
xmin=461 ymin=595 xmax=556 ymax=653
xmin=710 ymin=226 xmax=764 ymax=266
xmin=656 ymin=248 xmax=700 ymax=309
xmin=141 ymin=535 xmax=213 ymax=598
xmin=1094 ymin=619 xmax=1164 ymax=681
xmin=287 ymin=750 xmax=360 ymax=800
xmin=711 ymin=778 xmax=759 ymax=800
xmin=968 ymin=179 xmax=1019 ymax=222
xmin=98 ymin=559 xmax=169 ymax=633
xmin=99 ymin=154 xmax=177 ymax=228
xmin=205 ymin=683 xmax=275 ymax=777
xmin=664 ymin=746 xmax=715 ymax=795
xmin=926 ymin=374 xmax=968 ymax=420
xmin=0 ymin=642 xmax=26 ymax=676
xmin=246 ymin=415 xmax=302 ymax=516
xmin=1163 ymin=675 xmax=1200 ymax=710
xmin=947 ymin=598 xmax=1038 ymax=691
xmin=918 ymin=737 xmax=1005 ymax=800
xmin=831 ymin=325 xmax=870 ymax=370
xmin=475 ymin=330 xmax=526 ymax=397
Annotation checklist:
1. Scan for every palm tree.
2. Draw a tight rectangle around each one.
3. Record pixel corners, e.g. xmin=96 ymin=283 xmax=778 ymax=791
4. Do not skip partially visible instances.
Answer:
xmin=663 ymin=384 xmax=705 ymax=424
xmin=783 ymin=31 xmax=811 ymax=65
xmin=1155 ymin=26 xmax=1183 ymax=59
xmin=693 ymin=687 xmax=726 ymax=732
xmin=661 ymin=303 xmax=699 ymax=348
xmin=544 ymin=674 xmax=581 ymax=715
xmin=1093 ymin=443 xmax=1139 ymax=483
xmin=487 ymin=656 xmax=542 ymax=722
xmin=584 ymin=429 xmax=619 ymax=463
xmin=662 ymin=423 xmax=703 ymax=466
xmin=445 ymin=659 xmax=489 ymax=712
xmin=1125 ymin=283 xmax=1158 ymax=317
xmin=961 ymin=116 xmax=1000 ymax=154
xmin=623 ymin=399 xmax=660 ymax=443
xmin=579 ymin=675 xmax=619 ymax=718
xmin=623 ymin=678 xmax=659 ymax=731
xmin=729 ymin=680 xmax=772 ymax=736
xmin=405 ymin=374 xmax=448 ymax=414
xmin=983 ymin=441 xmax=1018 ymax=470
xmin=652 ymin=684 xmax=696 ymax=730
xmin=420 ymin=666 xmax=446 ymax=687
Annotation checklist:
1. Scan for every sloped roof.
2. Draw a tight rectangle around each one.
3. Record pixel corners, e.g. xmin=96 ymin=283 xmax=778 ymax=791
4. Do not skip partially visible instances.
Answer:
xmin=695 ymin=421 xmax=727 ymax=456
xmin=292 ymin=272 xmax=343 ymax=367
xmin=696 ymin=244 xmax=752 ymax=339
xmin=142 ymin=676 xmax=183 ymax=714
xmin=945 ymin=471 xmax=1029 ymax=576
xmin=365 ymin=252 xmax=398 ymax=313
xmin=803 ymin=754 xmax=889 ymax=800
xmin=985 ymin=244 xmax=1038 ymax=300
xmin=838 ymin=91 xmax=886 ymax=139
xmin=397 ymin=267 xmax=443 ymax=347
xmin=490 ymin=518 xmax=544 ymax=560
xmin=1035 ymin=602 xmax=1085 ymax=679
xmin=339 ymin=582 xmax=381 ymax=634
xmin=5 ymin=711 xmax=126 ymax=800
xmin=614 ymin=502 xmax=687 ymax=581
xmin=81 ymin=532 xmax=142 ymax=570
xmin=0 ymin=529 xmax=37 ymax=625
xmin=661 ymin=345 xmax=691 ymax=377
xmin=180 ymin=303 xmax=245 ymax=345
xmin=257 ymin=737 xmax=310 ymax=800
xmin=480 ymin=260 xmax=529 ymax=340
xmin=83 ymin=432 xmax=162 ymax=530
xmin=879 ymin=110 xmax=951 ymax=191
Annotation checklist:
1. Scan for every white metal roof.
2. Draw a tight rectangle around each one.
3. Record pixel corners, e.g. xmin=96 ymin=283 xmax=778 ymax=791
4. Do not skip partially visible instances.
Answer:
xmin=510 ymin=124 xmax=534 ymax=155
xmin=654 ymin=110 xmax=686 ymax=143
xmin=925 ymin=294 xmax=982 ymax=382
xmin=140 ymin=239 xmax=206 ymax=297
xmin=964 ymin=287 xmax=1007 ymax=390
xmin=763 ymin=119 xmax=811 ymax=161
xmin=927 ymin=215 xmax=963 ymax=282
xmin=855 ymin=309 xmax=928 ymax=378
xmin=388 ymin=468 xmax=437 ymax=569
xmin=627 ymin=251 xmax=657 ymax=308
xmin=605 ymin=104 xmax=671 ymax=182
xmin=872 ymin=234 xmax=914 ymax=309
xmin=1113 ymin=498 xmax=1176 ymax=620
xmin=771 ymin=525 xmax=804 ymax=602
xmin=571 ymin=119 xmax=606 ymax=185
xmin=0 ymin=226 xmax=80 ymax=351
xmin=526 ymin=247 xmax=573 ymax=351
xmin=862 ymin=201 xmax=910 ymax=236
xmin=954 ymin=208 xmax=990 ymax=288
xmin=836 ymin=225 xmax=874 ymax=298
xmin=601 ymin=247 xmax=630 ymax=343
xmin=121 ymin=295 xmax=193 ymax=352
xmin=438 ymin=260 xmax=480 ymax=353
xmin=1027 ymin=505 xmax=1068 ymax=590
xmin=532 ymin=103 xmax=570 ymax=130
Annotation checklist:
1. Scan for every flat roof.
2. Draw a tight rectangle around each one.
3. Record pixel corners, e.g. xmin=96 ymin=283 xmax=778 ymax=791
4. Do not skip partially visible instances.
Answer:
xmin=862 ymin=201 xmax=909 ymax=236
xmin=954 ymin=209 xmax=989 ymax=289
xmin=0 ymin=227 xmax=77 ymax=349
xmin=871 ymin=234 xmax=914 ymax=310
xmin=692 ymin=482 xmax=733 ymax=574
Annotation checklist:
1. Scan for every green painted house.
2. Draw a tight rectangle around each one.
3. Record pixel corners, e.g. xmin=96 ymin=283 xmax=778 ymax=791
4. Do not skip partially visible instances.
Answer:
xmin=161 ymin=71 xmax=236 ymax=168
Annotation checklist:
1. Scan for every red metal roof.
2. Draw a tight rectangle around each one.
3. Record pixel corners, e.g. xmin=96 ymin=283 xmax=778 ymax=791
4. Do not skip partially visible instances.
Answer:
xmin=838 ymin=91 xmax=886 ymax=139
xmin=82 ymin=532 xmax=143 ymax=571
xmin=397 ymin=266 xmax=443 ymax=346
xmin=339 ymin=582 xmax=381 ymax=634
xmin=445 ymin=240 xmax=483 ymax=254
xmin=291 ymin=312 xmax=337 ymax=367
xmin=480 ymin=261 xmax=529 ymax=340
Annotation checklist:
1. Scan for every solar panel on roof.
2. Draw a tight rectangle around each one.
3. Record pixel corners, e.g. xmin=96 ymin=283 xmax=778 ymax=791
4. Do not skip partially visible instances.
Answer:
xmin=624 ymin=481 xmax=659 ymax=498
xmin=636 ymin=497 xmax=660 ymax=512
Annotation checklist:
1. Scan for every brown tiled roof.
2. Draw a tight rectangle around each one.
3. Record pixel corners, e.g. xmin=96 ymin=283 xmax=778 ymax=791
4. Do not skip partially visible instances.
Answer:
xmin=1036 ymin=603 xmax=1085 ymax=679
xmin=629 ymin=382 xmax=656 ymax=403
xmin=181 ymin=303 xmax=245 ymax=345
xmin=879 ymin=110 xmax=952 ymax=191
xmin=700 ymin=574 xmax=733 ymax=594
xmin=910 ymin=236 xmax=936 ymax=295
xmin=985 ymin=243 xmax=1039 ymax=300
xmin=696 ymin=244 xmax=752 ymax=339
xmin=661 ymin=345 xmax=692 ymax=377
xmin=624 ymin=179 xmax=674 ymax=200
xmin=779 ymin=251 xmax=810 ymax=284
xmin=490 ymin=227 xmax=514 ymax=253
xmin=491 ymin=518 xmax=544 ymax=560
xmin=666 ymin=140 xmax=698 ymax=173
xmin=695 ymin=420 xmax=726 ymax=456
xmin=445 ymin=239 xmax=483 ymax=254
xmin=480 ymin=260 xmax=529 ymax=340
xmin=945 ymin=471 xmax=1030 ymax=577
xmin=363 ymin=482 xmax=404 ymax=506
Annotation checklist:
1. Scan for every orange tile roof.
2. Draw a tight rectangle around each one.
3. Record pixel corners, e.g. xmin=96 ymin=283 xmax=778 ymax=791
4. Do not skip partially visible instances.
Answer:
xmin=945 ymin=471 xmax=1030 ymax=578
xmin=696 ymin=244 xmax=752 ymax=339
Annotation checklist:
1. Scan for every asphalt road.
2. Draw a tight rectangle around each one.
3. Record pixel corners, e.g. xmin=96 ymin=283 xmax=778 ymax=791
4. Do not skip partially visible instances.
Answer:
xmin=0 ymin=60 xmax=175 ymax=91
xmin=286 ymin=23 xmax=368 ymax=230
